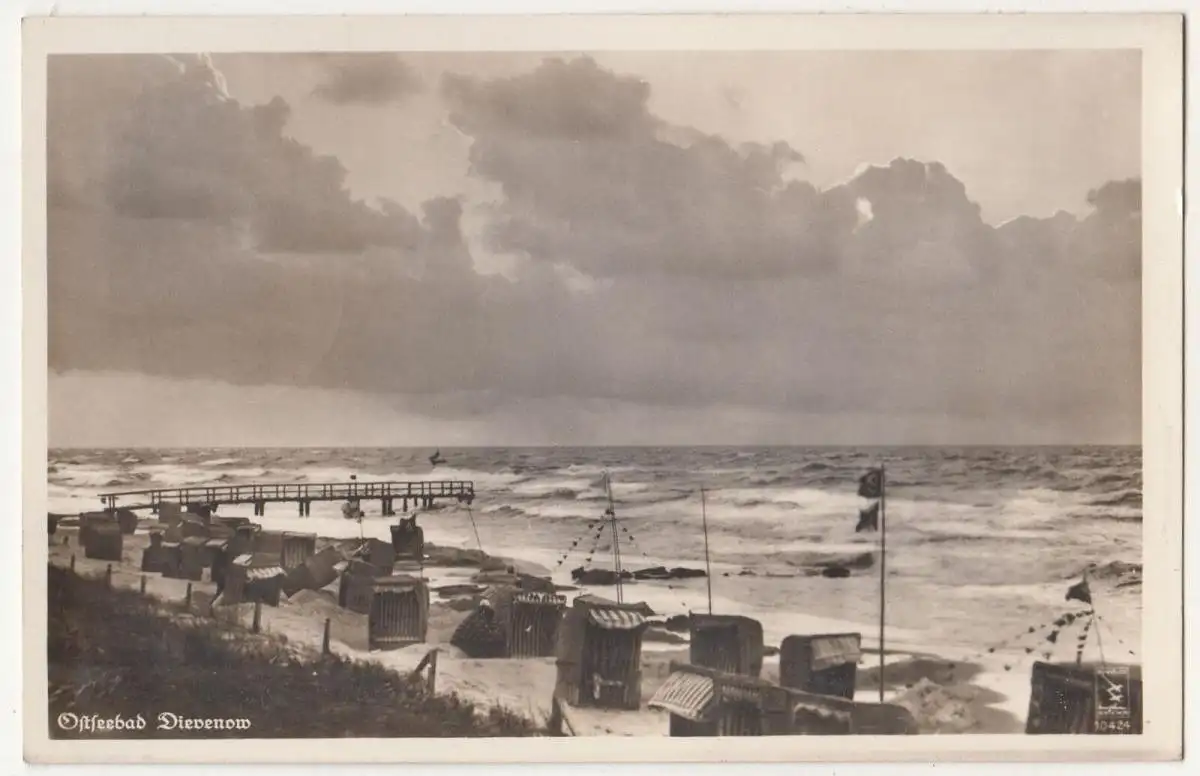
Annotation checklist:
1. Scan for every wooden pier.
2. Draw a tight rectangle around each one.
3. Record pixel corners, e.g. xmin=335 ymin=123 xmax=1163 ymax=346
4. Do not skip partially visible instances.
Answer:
xmin=99 ymin=481 xmax=476 ymax=516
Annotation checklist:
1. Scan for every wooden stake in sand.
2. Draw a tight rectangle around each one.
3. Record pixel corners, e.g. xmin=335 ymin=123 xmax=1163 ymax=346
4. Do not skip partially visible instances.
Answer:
xmin=426 ymin=649 xmax=439 ymax=695
xmin=252 ymin=602 xmax=262 ymax=634
xmin=414 ymin=648 xmax=439 ymax=694
xmin=69 ymin=554 xmax=76 ymax=572
xmin=140 ymin=575 xmax=147 ymax=594
xmin=322 ymin=618 xmax=331 ymax=655
xmin=105 ymin=564 xmax=113 ymax=588
xmin=184 ymin=582 xmax=193 ymax=610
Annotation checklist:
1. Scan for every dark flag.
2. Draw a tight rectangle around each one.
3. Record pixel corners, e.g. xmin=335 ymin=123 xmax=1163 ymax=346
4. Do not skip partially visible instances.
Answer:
xmin=1066 ymin=577 xmax=1093 ymax=606
xmin=856 ymin=501 xmax=880 ymax=533
xmin=858 ymin=468 xmax=884 ymax=499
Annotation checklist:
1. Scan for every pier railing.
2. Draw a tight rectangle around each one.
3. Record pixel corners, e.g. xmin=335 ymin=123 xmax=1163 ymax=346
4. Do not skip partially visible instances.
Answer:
xmin=99 ymin=480 xmax=476 ymax=511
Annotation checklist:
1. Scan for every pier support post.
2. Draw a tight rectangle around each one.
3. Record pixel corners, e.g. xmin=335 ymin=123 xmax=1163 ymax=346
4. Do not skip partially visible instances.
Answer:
xmin=402 ymin=498 xmax=409 ymax=512
xmin=252 ymin=602 xmax=262 ymax=634
xmin=140 ymin=575 xmax=147 ymax=594
xmin=322 ymin=618 xmax=332 ymax=655
xmin=304 ymin=501 xmax=311 ymax=516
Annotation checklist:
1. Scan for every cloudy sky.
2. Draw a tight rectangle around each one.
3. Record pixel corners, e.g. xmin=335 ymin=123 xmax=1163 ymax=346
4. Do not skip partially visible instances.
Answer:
xmin=46 ymin=51 xmax=1142 ymax=447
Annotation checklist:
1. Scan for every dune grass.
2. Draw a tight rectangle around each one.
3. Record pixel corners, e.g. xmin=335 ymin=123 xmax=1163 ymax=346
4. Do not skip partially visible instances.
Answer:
xmin=47 ymin=564 xmax=544 ymax=738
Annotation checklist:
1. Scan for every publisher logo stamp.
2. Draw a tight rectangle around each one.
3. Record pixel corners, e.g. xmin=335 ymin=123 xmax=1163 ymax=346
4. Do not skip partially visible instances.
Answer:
xmin=1094 ymin=666 xmax=1133 ymax=734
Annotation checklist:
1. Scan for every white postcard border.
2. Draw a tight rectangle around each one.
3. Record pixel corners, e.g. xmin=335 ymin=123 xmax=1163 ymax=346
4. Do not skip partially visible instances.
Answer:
xmin=20 ymin=12 xmax=1184 ymax=764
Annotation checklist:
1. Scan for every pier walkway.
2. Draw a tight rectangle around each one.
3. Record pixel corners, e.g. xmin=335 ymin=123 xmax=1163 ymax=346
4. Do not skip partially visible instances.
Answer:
xmin=99 ymin=480 xmax=476 ymax=516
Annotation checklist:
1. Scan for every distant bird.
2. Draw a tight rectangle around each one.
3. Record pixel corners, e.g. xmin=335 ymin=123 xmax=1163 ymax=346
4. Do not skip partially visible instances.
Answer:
xmin=429 ymin=450 xmax=446 ymax=467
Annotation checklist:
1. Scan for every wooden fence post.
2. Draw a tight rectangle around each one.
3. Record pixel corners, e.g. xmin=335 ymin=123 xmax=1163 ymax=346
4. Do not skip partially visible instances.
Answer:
xmin=549 ymin=696 xmax=564 ymax=736
xmin=322 ymin=618 xmax=332 ymax=655
xmin=252 ymin=602 xmax=262 ymax=634
xmin=426 ymin=649 xmax=438 ymax=695
xmin=105 ymin=564 xmax=112 ymax=588
xmin=69 ymin=554 xmax=75 ymax=572
xmin=140 ymin=575 xmax=147 ymax=594
xmin=184 ymin=582 xmax=193 ymax=610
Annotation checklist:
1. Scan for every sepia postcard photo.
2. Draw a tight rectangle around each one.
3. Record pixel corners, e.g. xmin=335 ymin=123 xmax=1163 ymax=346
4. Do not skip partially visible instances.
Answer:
xmin=21 ymin=12 xmax=1184 ymax=764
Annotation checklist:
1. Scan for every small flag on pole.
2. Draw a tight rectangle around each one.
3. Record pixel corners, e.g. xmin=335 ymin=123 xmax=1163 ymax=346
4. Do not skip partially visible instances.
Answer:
xmin=1066 ymin=577 xmax=1093 ymax=606
xmin=856 ymin=501 xmax=880 ymax=533
xmin=858 ymin=468 xmax=884 ymax=499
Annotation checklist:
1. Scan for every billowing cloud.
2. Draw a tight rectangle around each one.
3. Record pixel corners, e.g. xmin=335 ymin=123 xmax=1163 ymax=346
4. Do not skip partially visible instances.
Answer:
xmin=50 ymin=54 xmax=423 ymax=254
xmin=445 ymin=57 xmax=1139 ymax=289
xmin=310 ymin=54 xmax=422 ymax=105
xmin=46 ymin=53 xmax=1142 ymax=445
xmin=444 ymin=58 xmax=840 ymax=279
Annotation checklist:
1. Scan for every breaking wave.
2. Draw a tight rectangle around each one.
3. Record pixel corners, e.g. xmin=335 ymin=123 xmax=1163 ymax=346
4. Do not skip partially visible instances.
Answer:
xmin=1087 ymin=490 xmax=1142 ymax=508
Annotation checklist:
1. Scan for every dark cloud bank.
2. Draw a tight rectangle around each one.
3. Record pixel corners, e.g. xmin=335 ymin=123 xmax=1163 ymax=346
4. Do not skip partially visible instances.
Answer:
xmin=47 ymin=55 xmax=1141 ymax=444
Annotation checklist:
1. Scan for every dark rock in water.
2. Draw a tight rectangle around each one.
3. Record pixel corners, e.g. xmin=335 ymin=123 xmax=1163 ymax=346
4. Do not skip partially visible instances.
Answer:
xmin=441 ymin=596 xmax=480 ymax=612
xmin=629 ymin=565 xmax=708 ymax=581
xmin=815 ymin=552 xmax=875 ymax=571
xmin=821 ymin=566 xmax=852 ymax=579
xmin=787 ymin=551 xmax=876 ymax=571
xmin=435 ymin=584 xmax=485 ymax=598
xmin=738 ymin=568 xmax=757 ymax=577
xmin=663 ymin=614 xmax=691 ymax=633
xmin=1078 ymin=560 xmax=1142 ymax=581
xmin=571 ymin=567 xmax=633 ymax=585
xmin=425 ymin=544 xmax=491 ymax=567
xmin=516 ymin=573 xmax=557 ymax=593
xmin=473 ymin=571 xmax=520 ymax=586
xmin=450 ymin=607 xmax=508 ymax=658
xmin=763 ymin=645 xmax=780 ymax=657
xmin=644 ymin=625 xmax=689 ymax=645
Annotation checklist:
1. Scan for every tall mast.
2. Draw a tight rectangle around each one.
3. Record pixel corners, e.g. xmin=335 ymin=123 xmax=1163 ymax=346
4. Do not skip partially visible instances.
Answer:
xmin=878 ymin=463 xmax=887 ymax=704
xmin=604 ymin=472 xmax=624 ymax=604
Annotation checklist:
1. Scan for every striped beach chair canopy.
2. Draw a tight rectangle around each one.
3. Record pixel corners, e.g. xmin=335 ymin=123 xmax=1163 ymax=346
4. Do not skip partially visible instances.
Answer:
xmin=587 ymin=606 xmax=647 ymax=631
xmin=809 ymin=634 xmax=862 ymax=671
xmin=648 ymin=669 xmax=716 ymax=722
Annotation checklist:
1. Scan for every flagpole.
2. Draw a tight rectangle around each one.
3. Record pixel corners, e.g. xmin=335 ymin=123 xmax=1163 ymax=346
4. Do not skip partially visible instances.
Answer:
xmin=879 ymin=463 xmax=887 ymax=704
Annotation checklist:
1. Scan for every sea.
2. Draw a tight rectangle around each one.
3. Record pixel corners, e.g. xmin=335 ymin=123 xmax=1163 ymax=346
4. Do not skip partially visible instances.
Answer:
xmin=47 ymin=446 xmax=1142 ymax=666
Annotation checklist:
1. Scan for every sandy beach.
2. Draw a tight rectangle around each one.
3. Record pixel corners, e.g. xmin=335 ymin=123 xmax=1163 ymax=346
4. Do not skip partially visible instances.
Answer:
xmin=46 ymin=516 xmax=1088 ymax=736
